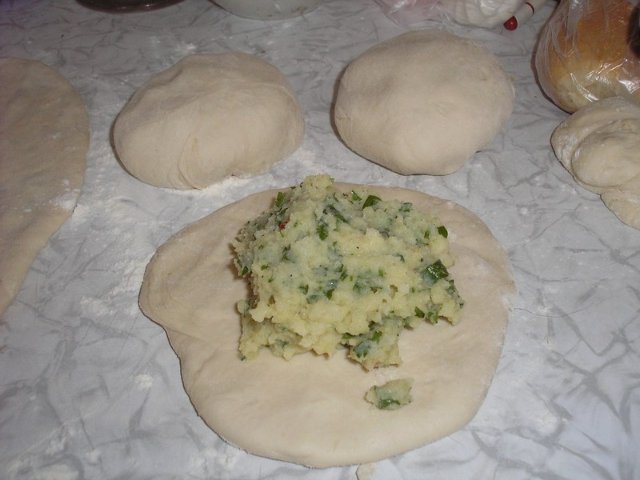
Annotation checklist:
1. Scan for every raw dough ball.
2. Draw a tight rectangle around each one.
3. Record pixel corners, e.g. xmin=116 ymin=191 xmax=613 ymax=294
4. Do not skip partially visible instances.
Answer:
xmin=0 ymin=58 xmax=89 ymax=317
xmin=139 ymin=183 xmax=515 ymax=468
xmin=113 ymin=53 xmax=304 ymax=189
xmin=333 ymin=30 xmax=514 ymax=176
xmin=551 ymin=96 xmax=640 ymax=229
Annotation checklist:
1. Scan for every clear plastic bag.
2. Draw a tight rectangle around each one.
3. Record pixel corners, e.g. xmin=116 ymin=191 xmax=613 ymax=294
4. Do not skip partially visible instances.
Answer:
xmin=373 ymin=0 xmax=442 ymax=26
xmin=534 ymin=0 xmax=640 ymax=113
xmin=441 ymin=0 xmax=523 ymax=28
xmin=373 ymin=0 xmax=523 ymax=28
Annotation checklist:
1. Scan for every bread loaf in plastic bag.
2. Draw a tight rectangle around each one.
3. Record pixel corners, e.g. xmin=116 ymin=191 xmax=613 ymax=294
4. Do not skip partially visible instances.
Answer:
xmin=534 ymin=0 xmax=640 ymax=113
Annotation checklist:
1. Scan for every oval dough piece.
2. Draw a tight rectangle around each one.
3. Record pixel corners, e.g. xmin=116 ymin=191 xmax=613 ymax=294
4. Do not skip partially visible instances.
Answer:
xmin=139 ymin=183 xmax=515 ymax=467
xmin=113 ymin=53 xmax=304 ymax=189
xmin=0 ymin=58 xmax=89 ymax=317
xmin=572 ymin=120 xmax=640 ymax=189
xmin=334 ymin=30 xmax=514 ymax=176
xmin=551 ymin=96 xmax=640 ymax=229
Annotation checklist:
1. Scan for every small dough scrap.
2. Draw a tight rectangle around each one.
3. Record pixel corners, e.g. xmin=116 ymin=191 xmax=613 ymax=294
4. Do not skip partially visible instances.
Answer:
xmin=334 ymin=30 xmax=514 ymax=176
xmin=113 ymin=53 xmax=304 ymax=189
xmin=551 ymin=96 xmax=640 ymax=229
xmin=0 ymin=58 xmax=89 ymax=317
xmin=139 ymin=182 xmax=515 ymax=468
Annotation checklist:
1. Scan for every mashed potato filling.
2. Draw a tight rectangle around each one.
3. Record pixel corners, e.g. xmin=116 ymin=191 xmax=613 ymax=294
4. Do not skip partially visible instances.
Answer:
xmin=233 ymin=175 xmax=464 ymax=371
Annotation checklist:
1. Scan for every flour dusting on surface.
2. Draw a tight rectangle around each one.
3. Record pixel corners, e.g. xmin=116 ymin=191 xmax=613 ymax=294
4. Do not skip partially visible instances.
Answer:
xmin=51 ymin=189 xmax=80 ymax=211
xmin=33 ymin=464 xmax=79 ymax=480
xmin=134 ymin=373 xmax=154 ymax=390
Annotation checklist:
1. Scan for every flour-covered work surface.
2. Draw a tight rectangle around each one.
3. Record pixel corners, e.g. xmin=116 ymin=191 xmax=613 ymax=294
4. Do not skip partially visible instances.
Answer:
xmin=1 ymin=1 xmax=639 ymax=479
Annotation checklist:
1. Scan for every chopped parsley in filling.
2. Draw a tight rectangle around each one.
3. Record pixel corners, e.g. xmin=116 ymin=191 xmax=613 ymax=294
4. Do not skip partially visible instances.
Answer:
xmin=233 ymin=174 xmax=464 ymax=371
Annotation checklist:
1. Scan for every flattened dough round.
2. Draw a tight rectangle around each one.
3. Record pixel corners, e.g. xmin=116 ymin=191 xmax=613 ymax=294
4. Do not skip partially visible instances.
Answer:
xmin=551 ymin=96 xmax=640 ymax=229
xmin=0 ymin=58 xmax=89 ymax=317
xmin=334 ymin=30 xmax=514 ymax=176
xmin=139 ymin=183 xmax=514 ymax=467
xmin=113 ymin=53 xmax=304 ymax=189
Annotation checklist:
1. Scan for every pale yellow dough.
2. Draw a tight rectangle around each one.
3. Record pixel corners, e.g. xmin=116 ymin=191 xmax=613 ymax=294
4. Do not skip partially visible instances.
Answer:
xmin=0 ymin=58 xmax=89 ymax=318
xmin=113 ymin=53 xmax=304 ymax=189
xmin=551 ymin=96 xmax=640 ymax=230
xmin=139 ymin=184 xmax=514 ymax=467
xmin=334 ymin=31 xmax=514 ymax=176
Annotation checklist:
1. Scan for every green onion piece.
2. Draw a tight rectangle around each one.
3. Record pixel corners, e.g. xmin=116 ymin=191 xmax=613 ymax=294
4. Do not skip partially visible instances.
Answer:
xmin=282 ymin=245 xmax=293 ymax=261
xmin=437 ymin=225 xmax=448 ymax=238
xmin=326 ymin=204 xmax=348 ymax=223
xmin=353 ymin=341 xmax=371 ymax=358
xmin=317 ymin=222 xmax=328 ymax=240
xmin=422 ymin=260 xmax=449 ymax=283
xmin=275 ymin=191 xmax=286 ymax=208
xmin=362 ymin=195 xmax=381 ymax=209
xmin=399 ymin=202 xmax=412 ymax=213
xmin=378 ymin=398 xmax=401 ymax=409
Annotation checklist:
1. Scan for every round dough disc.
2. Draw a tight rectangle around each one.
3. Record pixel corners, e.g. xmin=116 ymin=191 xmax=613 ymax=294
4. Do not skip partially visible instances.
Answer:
xmin=334 ymin=30 xmax=514 ymax=176
xmin=0 ymin=58 xmax=89 ymax=317
xmin=113 ymin=53 xmax=304 ymax=189
xmin=139 ymin=183 xmax=515 ymax=467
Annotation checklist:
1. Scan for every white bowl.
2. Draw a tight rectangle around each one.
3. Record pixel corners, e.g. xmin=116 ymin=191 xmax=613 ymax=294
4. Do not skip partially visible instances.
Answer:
xmin=214 ymin=0 xmax=321 ymax=19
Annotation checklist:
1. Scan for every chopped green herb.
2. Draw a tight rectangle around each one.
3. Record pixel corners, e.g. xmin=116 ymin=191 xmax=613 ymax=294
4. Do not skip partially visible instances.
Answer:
xmin=342 ymin=332 xmax=354 ymax=342
xmin=426 ymin=309 xmax=439 ymax=324
xmin=282 ymin=245 xmax=293 ymax=262
xmin=378 ymin=398 xmax=401 ymax=409
xmin=353 ymin=340 xmax=371 ymax=358
xmin=422 ymin=260 xmax=449 ymax=283
xmin=362 ymin=195 xmax=381 ymax=209
xmin=437 ymin=225 xmax=448 ymax=238
xmin=400 ymin=202 xmax=412 ymax=213
xmin=275 ymin=191 xmax=286 ymax=208
xmin=306 ymin=293 xmax=321 ymax=304
xmin=326 ymin=204 xmax=348 ymax=223
xmin=317 ymin=222 xmax=328 ymax=240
